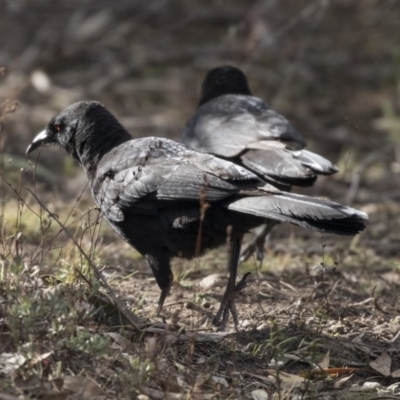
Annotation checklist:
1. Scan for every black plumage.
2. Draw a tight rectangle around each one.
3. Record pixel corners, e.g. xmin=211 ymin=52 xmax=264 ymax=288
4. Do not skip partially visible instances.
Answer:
xmin=26 ymin=101 xmax=367 ymax=330
xmin=182 ymin=66 xmax=339 ymax=260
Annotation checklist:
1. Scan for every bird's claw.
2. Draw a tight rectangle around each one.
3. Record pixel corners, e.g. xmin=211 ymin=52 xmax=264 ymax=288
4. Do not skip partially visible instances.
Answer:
xmin=156 ymin=286 xmax=170 ymax=317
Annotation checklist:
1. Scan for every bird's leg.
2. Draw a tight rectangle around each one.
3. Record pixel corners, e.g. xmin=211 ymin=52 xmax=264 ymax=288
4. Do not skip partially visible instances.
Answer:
xmin=213 ymin=234 xmax=250 ymax=331
xmin=145 ymin=252 xmax=173 ymax=317
xmin=239 ymin=221 xmax=277 ymax=263
xmin=156 ymin=287 xmax=170 ymax=317
xmin=218 ymin=271 xmax=251 ymax=329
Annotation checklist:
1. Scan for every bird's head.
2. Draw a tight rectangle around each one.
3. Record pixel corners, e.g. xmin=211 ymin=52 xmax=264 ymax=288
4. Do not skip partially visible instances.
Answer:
xmin=26 ymin=101 xmax=132 ymax=167
xmin=198 ymin=65 xmax=252 ymax=107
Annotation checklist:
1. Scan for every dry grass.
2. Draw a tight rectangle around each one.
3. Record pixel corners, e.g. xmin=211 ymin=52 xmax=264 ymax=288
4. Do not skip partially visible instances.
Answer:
xmin=1 ymin=136 xmax=399 ymax=399
xmin=1 ymin=1 xmax=400 ymax=398
xmin=0 ymin=196 xmax=399 ymax=399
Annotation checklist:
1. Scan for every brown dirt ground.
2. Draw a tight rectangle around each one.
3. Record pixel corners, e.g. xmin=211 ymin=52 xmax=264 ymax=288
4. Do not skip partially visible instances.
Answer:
xmin=1 ymin=0 xmax=400 ymax=398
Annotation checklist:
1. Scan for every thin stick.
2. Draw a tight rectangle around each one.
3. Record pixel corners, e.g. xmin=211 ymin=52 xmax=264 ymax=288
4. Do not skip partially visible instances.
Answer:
xmin=25 ymin=186 xmax=141 ymax=331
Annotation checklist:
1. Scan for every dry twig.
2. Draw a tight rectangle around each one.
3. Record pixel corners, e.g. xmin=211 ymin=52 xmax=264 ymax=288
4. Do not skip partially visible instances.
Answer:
xmin=25 ymin=186 xmax=142 ymax=330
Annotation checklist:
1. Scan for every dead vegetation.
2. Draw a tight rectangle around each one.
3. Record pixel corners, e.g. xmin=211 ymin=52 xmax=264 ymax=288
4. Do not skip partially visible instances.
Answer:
xmin=1 ymin=0 xmax=400 ymax=398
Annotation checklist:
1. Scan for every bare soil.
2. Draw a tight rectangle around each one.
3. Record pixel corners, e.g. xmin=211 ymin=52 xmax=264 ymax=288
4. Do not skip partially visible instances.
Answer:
xmin=1 ymin=0 xmax=400 ymax=398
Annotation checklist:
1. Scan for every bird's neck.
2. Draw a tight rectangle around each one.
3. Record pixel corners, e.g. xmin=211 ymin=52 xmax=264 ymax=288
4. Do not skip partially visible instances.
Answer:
xmin=76 ymin=129 xmax=132 ymax=180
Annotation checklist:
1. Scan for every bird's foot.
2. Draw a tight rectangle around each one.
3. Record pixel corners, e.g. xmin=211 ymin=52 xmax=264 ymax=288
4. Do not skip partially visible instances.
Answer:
xmin=212 ymin=272 xmax=251 ymax=331
xmin=156 ymin=287 xmax=171 ymax=317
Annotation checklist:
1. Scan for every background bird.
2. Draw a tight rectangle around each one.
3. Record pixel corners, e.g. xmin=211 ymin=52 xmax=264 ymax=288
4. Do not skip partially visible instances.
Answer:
xmin=26 ymin=101 xmax=367 ymax=330
xmin=181 ymin=65 xmax=339 ymax=261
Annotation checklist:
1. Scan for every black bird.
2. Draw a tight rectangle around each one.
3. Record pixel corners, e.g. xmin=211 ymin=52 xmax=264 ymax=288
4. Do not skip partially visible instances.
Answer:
xmin=26 ymin=101 xmax=367 ymax=330
xmin=182 ymin=66 xmax=339 ymax=261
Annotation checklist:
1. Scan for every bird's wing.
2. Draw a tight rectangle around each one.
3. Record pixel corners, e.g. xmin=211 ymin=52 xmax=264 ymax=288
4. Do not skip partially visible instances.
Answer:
xmin=92 ymin=137 xmax=263 ymax=222
xmin=240 ymin=148 xmax=317 ymax=187
xmin=181 ymin=94 xmax=306 ymax=158
xmin=293 ymin=149 xmax=339 ymax=175
xmin=239 ymin=145 xmax=338 ymax=187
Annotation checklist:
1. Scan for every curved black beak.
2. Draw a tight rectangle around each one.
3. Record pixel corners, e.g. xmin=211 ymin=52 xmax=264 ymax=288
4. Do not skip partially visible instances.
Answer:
xmin=26 ymin=129 xmax=51 ymax=155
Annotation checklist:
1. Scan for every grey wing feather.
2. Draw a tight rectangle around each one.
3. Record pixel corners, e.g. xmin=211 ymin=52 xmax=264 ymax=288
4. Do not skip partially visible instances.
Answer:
xmin=157 ymin=164 xmax=253 ymax=201
xmin=91 ymin=137 xmax=262 ymax=222
xmin=181 ymin=94 xmax=306 ymax=158
xmin=293 ymin=150 xmax=338 ymax=175
xmin=93 ymin=159 xmax=178 ymax=221
xmin=239 ymin=146 xmax=338 ymax=187
xmin=240 ymin=149 xmax=316 ymax=184
xmin=92 ymin=138 xmax=180 ymax=221
xmin=227 ymin=190 xmax=368 ymax=236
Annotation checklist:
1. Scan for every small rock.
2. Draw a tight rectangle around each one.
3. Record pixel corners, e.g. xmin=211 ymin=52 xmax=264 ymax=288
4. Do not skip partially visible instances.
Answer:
xmin=199 ymin=273 xmax=224 ymax=290
xmin=363 ymin=382 xmax=382 ymax=390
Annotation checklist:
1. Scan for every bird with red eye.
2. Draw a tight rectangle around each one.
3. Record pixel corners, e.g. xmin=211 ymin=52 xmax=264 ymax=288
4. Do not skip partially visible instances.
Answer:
xmin=25 ymin=120 xmax=66 ymax=154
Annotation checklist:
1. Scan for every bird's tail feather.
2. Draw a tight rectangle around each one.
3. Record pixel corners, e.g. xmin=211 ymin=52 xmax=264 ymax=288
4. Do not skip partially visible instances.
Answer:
xmin=240 ymin=148 xmax=337 ymax=188
xmin=227 ymin=191 xmax=367 ymax=236
xmin=296 ymin=150 xmax=338 ymax=175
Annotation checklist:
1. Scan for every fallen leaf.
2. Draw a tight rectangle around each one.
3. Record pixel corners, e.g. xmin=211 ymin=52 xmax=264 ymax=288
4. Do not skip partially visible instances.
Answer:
xmin=0 ymin=353 xmax=26 ymax=374
xmin=349 ymin=381 xmax=384 ymax=392
xmin=369 ymin=351 xmax=391 ymax=376
xmin=199 ymin=273 xmax=224 ymax=289
xmin=246 ymin=372 xmax=277 ymax=386
xmin=333 ymin=374 xmax=353 ymax=389
xmin=391 ymin=368 xmax=400 ymax=378
xmin=104 ymin=332 xmax=132 ymax=351
xmin=211 ymin=376 xmax=229 ymax=388
xmin=318 ymin=350 xmax=330 ymax=369
xmin=29 ymin=351 xmax=54 ymax=366
xmin=63 ymin=376 xmax=106 ymax=398
xmin=137 ymin=395 xmax=151 ymax=400
xmin=266 ymin=370 xmax=305 ymax=389
xmin=363 ymin=381 xmax=382 ymax=390
xmin=176 ymin=376 xmax=188 ymax=389
xmin=251 ymin=389 xmax=269 ymax=400
xmin=82 ymin=376 xmax=106 ymax=398
xmin=174 ymin=362 xmax=186 ymax=371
